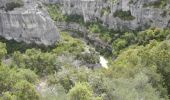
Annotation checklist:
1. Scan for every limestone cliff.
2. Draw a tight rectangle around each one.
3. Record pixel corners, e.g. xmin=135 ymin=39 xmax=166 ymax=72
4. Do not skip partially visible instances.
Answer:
xmin=0 ymin=0 xmax=60 ymax=45
xmin=43 ymin=0 xmax=170 ymax=30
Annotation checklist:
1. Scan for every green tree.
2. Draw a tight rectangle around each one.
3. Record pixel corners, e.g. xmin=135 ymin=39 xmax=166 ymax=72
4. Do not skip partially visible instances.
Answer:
xmin=1 ymin=92 xmax=17 ymax=100
xmin=0 ymin=65 xmax=39 ymax=99
xmin=112 ymin=38 xmax=127 ymax=55
xmin=0 ymin=42 xmax=7 ymax=60
xmin=68 ymin=82 xmax=93 ymax=100
xmin=13 ymin=80 xmax=40 ymax=100
xmin=12 ymin=49 xmax=59 ymax=76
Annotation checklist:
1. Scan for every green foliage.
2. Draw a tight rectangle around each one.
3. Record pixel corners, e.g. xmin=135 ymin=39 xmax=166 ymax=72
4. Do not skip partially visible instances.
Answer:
xmin=112 ymin=39 xmax=128 ymax=55
xmin=88 ymin=24 xmax=101 ymax=33
xmin=0 ymin=42 xmax=7 ymax=60
xmin=137 ymin=28 xmax=170 ymax=45
xmin=86 ymin=22 xmax=115 ymax=44
xmin=113 ymin=10 xmax=135 ymax=20
xmin=76 ymin=50 xmax=100 ymax=64
xmin=1 ymin=92 xmax=17 ymax=100
xmin=47 ymin=4 xmax=65 ymax=21
xmin=112 ymin=28 xmax=170 ymax=56
xmin=47 ymin=4 xmax=84 ymax=24
xmin=0 ymin=36 xmax=52 ymax=54
xmin=47 ymin=67 xmax=91 ymax=92
xmin=65 ymin=14 xmax=85 ymax=24
xmin=15 ymin=69 xmax=38 ymax=83
xmin=0 ymin=65 xmax=39 ymax=100
xmin=141 ymin=41 xmax=170 ymax=95
xmin=12 ymin=49 xmax=59 ymax=76
xmin=68 ymin=82 xmax=93 ymax=100
xmin=13 ymin=80 xmax=39 ymax=100
xmin=143 ymin=0 xmax=167 ymax=8
xmin=0 ymin=29 xmax=169 ymax=99
xmin=53 ymin=32 xmax=85 ymax=55
xmin=100 ymin=7 xmax=111 ymax=16
xmin=1 ymin=6 xmax=170 ymax=99
xmin=110 ymin=40 xmax=170 ymax=98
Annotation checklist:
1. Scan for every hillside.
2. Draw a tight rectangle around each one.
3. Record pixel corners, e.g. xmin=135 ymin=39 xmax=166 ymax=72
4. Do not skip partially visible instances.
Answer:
xmin=0 ymin=0 xmax=170 ymax=100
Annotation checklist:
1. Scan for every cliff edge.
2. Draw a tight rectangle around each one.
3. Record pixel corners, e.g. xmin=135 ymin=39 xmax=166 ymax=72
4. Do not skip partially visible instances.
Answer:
xmin=0 ymin=0 xmax=60 ymax=45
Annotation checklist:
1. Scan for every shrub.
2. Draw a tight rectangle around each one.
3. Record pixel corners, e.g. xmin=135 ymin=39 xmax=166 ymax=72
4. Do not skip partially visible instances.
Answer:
xmin=113 ymin=10 xmax=135 ymax=20
xmin=143 ymin=0 xmax=167 ymax=8
xmin=68 ymin=82 xmax=93 ymax=100
xmin=13 ymin=80 xmax=40 ymax=100
xmin=53 ymin=32 xmax=85 ymax=55
xmin=47 ymin=4 xmax=65 ymax=21
xmin=12 ymin=49 xmax=59 ymax=76
xmin=0 ymin=65 xmax=39 ymax=99
xmin=0 ymin=42 xmax=7 ymax=60
xmin=76 ymin=52 xmax=100 ymax=64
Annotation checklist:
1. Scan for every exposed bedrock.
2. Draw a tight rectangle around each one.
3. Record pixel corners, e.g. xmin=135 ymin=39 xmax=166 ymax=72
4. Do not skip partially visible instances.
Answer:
xmin=0 ymin=0 xmax=60 ymax=45
xmin=42 ymin=0 xmax=170 ymax=30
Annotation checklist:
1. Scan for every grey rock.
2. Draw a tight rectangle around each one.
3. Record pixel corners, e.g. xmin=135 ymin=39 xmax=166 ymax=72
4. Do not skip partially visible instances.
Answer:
xmin=43 ymin=0 xmax=170 ymax=30
xmin=0 ymin=0 xmax=60 ymax=45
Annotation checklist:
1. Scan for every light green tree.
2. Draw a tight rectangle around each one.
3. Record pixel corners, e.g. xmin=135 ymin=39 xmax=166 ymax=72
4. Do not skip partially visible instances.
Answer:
xmin=13 ymin=80 xmax=40 ymax=100
xmin=0 ymin=42 xmax=7 ymax=60
xmin=68 ymin=82 xmax=93 ymax=100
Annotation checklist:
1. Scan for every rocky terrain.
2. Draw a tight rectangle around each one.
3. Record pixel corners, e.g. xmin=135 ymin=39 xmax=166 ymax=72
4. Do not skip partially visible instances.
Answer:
xmin=44 ymin=0 xmax=170 ymax=30
xmin=0 ymin=0 xmax=60 ymax=45
xmin=0 ymin=0 xmax=169 ymax=45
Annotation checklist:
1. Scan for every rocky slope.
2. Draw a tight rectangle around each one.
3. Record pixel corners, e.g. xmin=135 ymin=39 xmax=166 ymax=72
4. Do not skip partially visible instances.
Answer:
xmin=43 ymin=0 xmax=170 ymax=30
xmin=0 ymin=0 xmax=169 ymax=45
xmin=0 ymin=0 xmax=60 ymax=45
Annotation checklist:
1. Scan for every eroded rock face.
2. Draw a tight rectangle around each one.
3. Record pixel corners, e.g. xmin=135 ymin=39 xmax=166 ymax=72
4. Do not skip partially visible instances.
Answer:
xmin=43 ymin=0 xmax=170 ymax=30
xmin=0 ymin=0 xmax=60 ymax=45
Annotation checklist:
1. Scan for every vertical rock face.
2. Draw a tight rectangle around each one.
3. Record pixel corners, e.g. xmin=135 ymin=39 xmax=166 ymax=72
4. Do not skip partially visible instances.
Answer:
xmin=43 ymin=0 xmax=170 ymax=30
xmin=0 ymin=0 xmax=60 ymax=45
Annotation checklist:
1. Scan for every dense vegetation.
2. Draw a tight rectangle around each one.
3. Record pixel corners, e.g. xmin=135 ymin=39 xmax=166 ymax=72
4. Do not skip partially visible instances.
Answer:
xmin=0 ymin=2 xmax=170 ymax=100
xmin=0 ymin=27 xmax=170 ymax=99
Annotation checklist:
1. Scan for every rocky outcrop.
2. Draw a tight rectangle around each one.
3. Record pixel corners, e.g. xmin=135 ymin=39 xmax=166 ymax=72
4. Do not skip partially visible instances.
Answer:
xmin=0 ymin=0 xmax=60 ymax=45
xmin=42 ymin=0 xmax=170 ymax=30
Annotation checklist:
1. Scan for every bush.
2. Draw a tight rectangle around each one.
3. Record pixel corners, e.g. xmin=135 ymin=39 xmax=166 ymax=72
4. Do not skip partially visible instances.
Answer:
xmin=12 ymin=49 xmax=59 ymax=76
xmin=0 ymin=42 xmax=7 ymax=60
xmin=1 ymin=92 xmax=17 ymax=100
xmin=112 ymin=39 xmax=128 ymax=55
xmin=113 ymin=10 xmax=135 ymax=20
xmin=13 ymin=80 xmax=40 ymax=100
xmin=68 ymin=82 xmax=93 ymax=100
xmin=47 ymin=4 xmax=65 ymax=21
xmin=110 ymin=40 xmax=170 ymax=98
xmin=76 ymin=52 xmax=100 ymax=64
xmin=143 ymin=0 xmax=167 ymax=8
xmin=0 ymin=65 xmax=39 ymax=99
xmin=53 ymin=32 xmax=85 ymax=55
xmin=5 ymin=0 xmax=24 ymax=11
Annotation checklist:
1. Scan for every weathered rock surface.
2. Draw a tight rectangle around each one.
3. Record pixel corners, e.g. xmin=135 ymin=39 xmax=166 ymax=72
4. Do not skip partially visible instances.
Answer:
xmin=42 ymin=0 xmax=170 ymax=30
xmin=0 ymin=0 xmax=60 ymax=45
